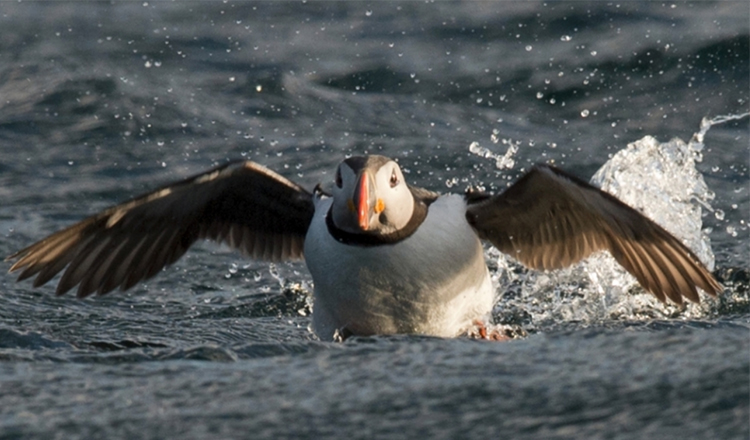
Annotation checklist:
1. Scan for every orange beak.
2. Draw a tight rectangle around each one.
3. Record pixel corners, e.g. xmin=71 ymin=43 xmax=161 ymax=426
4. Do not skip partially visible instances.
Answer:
xmin=356 ymin=173 xmax=370 ymax=230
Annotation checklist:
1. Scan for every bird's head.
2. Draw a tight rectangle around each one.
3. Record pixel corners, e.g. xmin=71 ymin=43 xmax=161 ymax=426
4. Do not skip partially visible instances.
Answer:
xmin=330 ymin=155 xmax=414 ymax=235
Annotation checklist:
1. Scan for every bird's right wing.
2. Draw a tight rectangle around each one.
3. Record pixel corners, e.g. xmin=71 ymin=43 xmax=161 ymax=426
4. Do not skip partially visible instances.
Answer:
xmin=6 ymin=160 xmax=315 ymax=297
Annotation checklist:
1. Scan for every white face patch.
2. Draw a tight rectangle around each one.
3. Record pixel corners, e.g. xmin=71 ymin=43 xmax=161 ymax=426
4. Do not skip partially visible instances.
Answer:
xmin=371 ymin=161 xmax=413 ymax=232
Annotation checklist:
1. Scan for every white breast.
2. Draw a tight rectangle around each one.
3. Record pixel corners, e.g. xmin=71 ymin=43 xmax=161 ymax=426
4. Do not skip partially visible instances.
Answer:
xmin=304 ymin=194 xmax=494 ymax=340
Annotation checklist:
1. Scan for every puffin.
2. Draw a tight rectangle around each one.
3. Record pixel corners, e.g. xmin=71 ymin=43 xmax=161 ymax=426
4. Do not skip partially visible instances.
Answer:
xmin=6 ymin=156 xmax=722 ymax=340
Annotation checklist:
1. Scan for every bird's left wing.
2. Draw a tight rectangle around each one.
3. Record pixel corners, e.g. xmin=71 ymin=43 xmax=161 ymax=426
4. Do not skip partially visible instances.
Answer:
xmin=6 ymin=160 xmax=315 ymax=297
xmin=465 ymin=164 xmax=721 ymax=305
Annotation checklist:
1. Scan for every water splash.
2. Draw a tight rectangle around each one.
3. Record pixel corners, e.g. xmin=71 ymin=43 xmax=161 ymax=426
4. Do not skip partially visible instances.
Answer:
xmin=691 ymin=112 xmax=750 ymax=147
xmin=483 ymin=113 xmax=750 ymax=330
xmin=468 ymin=140 xmax=518 ymax=170
xmin=590 ymin=135 xmax=715 ymax=270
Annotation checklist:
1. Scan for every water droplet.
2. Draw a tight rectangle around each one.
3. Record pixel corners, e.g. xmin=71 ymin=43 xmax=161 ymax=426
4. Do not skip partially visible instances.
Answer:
xmin=468 ymin=141 xmax=482 ymax=155
xmin=525 ymin=45 xmax=533 ymax=52
xmin=560 ymin=35 xmax=572 ymax=42
xmin=580 ymin=109 xmax=590 ymax=118
xmin=269 ymin=264 xmax=282 ymax=284
xmin=714 ymin=209 xmax=725 ymax=221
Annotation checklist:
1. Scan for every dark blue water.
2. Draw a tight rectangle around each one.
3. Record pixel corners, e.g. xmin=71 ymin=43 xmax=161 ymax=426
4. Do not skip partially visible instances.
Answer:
xmin=0 ymin=2 xmax=748 ymax=439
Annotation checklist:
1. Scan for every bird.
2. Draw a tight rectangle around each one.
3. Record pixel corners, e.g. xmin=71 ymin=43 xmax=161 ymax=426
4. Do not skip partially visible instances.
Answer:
xmin=6 ymin=155 xmax=722 ymax=340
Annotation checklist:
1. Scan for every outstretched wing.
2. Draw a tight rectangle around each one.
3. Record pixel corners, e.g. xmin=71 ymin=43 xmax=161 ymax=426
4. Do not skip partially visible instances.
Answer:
xmin=465 ymin=164 xmax=722 ymax=305
xmin=7 ymin=160 xmax=315 ymax=297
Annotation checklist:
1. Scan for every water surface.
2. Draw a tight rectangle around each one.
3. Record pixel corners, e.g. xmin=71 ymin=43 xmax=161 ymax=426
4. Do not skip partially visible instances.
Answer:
xmin=0 ymin=2 xmax=748 ymax=439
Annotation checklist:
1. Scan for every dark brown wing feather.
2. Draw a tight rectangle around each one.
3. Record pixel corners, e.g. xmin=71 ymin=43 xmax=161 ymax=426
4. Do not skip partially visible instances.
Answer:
xmin=466 ymin=164 xmax=722 ymax=305
xmin=6 ymin=160 xmax=314 ymax=298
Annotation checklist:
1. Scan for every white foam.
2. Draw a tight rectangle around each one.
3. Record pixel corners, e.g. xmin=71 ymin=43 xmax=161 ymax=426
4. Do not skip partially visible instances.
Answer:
xmin=476 ymin=113 xmax=750 ymax=329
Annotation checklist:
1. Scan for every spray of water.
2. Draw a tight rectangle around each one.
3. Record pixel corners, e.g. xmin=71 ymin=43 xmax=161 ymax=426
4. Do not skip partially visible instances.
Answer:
xmin=471 ymin=112 xmax=749 ymax=330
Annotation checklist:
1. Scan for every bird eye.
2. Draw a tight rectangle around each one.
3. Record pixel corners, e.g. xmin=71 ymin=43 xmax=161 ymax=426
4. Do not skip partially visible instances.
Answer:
xmin=389 ymin=170 xmax=399 ymax=188
xmin=335 ymin=169 xmax=342 ymax=188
